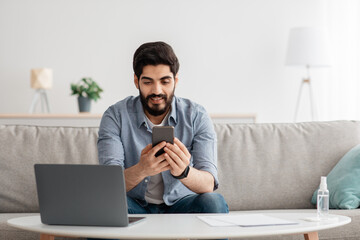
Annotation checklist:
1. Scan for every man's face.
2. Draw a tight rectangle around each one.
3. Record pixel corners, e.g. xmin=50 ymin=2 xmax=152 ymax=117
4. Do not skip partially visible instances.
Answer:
xmin=134 ymin=64 xmax=178 ymax=117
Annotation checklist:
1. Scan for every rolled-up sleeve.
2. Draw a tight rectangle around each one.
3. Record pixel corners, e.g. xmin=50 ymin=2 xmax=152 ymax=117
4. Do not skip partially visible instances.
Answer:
xmin=97 ymin=107 xmax=125 ymax=167
xmin=191 ymin=107 xmax=219 ymax=190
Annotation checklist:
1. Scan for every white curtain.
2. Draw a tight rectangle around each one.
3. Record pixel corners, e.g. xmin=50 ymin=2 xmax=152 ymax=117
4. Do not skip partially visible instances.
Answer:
xmin=319 ymin=0 xmax=360 ymax=121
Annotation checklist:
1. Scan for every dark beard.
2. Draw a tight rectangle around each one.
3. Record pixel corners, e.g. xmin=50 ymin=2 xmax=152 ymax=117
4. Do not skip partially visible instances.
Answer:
xmin=139 ymin=88 xmax=175 ymax=117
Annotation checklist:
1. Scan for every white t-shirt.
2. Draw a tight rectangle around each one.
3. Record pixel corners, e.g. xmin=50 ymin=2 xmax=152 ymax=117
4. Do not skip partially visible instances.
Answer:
xmin=144 ymin=112 xmax=170 ymax=204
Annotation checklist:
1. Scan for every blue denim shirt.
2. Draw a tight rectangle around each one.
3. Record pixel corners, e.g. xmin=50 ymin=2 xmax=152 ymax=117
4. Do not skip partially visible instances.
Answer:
xmin=97 ymin=96 xmax=218 ymax=206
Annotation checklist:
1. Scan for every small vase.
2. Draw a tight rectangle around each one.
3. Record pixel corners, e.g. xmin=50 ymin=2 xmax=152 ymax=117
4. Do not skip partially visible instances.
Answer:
xmin=77 ymin=96 xmax=92 ymax=112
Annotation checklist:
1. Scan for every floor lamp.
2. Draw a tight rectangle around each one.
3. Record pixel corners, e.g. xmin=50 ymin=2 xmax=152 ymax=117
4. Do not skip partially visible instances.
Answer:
xmin=285 ymin=27 xmax=331 ymax=122
xmin=29 ymin=68 xmax=53 ymax=113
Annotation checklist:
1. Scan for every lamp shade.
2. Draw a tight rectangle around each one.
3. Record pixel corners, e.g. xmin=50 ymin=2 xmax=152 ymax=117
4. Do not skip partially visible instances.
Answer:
xmin=31 ymin=68 xmax=53 ymax=89
xmin=285 ymin=27 xmax=331 ymax=67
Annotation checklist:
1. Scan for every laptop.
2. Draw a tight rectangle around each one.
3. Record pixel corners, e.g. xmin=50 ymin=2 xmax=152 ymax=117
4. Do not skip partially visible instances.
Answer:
xmin=34 ymin=164 xmax=145 ymax=227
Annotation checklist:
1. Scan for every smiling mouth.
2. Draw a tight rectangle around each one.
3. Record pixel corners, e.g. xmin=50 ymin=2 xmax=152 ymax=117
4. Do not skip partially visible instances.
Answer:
xmin=150 ymin=96 xmax=164 ymax=104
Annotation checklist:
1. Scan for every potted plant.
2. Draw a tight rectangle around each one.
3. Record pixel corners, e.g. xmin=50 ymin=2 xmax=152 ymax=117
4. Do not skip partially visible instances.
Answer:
xmin=70 ymin=77 xmax=103 ymax=112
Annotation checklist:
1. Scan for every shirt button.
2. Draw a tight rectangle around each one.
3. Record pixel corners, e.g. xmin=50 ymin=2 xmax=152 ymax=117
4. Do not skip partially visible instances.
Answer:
xmin=145 ymin=179 xmax=148 ymax=183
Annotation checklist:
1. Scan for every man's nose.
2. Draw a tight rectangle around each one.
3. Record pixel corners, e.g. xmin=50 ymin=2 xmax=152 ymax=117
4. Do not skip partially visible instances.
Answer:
xmin=152 ymin=82 xmax=162 ymax=94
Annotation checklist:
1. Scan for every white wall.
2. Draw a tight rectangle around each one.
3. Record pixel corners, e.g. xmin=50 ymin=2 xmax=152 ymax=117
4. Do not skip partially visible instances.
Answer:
xmin=0 ymin=0 xmax=327 ymax=123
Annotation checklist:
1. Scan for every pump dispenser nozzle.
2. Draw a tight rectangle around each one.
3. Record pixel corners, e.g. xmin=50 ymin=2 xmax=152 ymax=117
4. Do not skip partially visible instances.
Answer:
xmin=320 ymin=176 xmax=327 ymax=191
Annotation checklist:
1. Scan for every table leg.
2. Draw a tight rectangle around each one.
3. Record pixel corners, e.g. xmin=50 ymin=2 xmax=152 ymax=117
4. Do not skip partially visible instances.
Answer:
xmin=40 ymin=234 xmax=55 ymax=240
xmin=304 ymin=232 xmax=319 ymax=240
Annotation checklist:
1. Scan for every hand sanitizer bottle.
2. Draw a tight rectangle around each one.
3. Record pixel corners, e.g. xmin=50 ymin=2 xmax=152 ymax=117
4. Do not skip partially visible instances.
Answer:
xmin=317 ymin=176 xmax=329 ymax=219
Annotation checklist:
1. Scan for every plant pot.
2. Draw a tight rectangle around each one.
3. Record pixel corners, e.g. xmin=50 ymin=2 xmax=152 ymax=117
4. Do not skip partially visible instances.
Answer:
xmin=77 ymin=96 xmax=92 ymax=112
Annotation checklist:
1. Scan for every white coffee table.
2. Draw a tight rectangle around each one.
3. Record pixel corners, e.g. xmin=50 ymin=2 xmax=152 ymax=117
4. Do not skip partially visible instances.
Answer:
xmin=7 ymin=210 xmax=351 ymax=240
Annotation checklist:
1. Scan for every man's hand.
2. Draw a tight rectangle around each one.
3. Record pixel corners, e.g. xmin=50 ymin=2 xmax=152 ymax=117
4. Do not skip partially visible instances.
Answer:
xmin=124 ymin=141 xmax=170 ymax=192
xmin=163 ymin=137 xmax=214 ymax=193
xmin=137 ymin=142 xmax=171 ymax=178
xmin=164 ymin=138 xmax=191 ymax=177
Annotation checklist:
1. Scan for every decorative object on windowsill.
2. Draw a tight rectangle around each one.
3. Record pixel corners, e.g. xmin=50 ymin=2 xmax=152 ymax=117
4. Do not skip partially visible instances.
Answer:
xmin=70 ymin=77 xmax=103 ymax=113
xmin=29 ymin=68 xmax=53 ymax=113
xmin=285 ymin=27 xmax=331 ymax=122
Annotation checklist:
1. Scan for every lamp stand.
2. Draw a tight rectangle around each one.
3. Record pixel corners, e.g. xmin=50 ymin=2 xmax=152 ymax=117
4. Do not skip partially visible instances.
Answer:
xmin=29 ymin=89 xmax=51 ymax=113
xmin=294 ymin=66 xmax=317 ymax=122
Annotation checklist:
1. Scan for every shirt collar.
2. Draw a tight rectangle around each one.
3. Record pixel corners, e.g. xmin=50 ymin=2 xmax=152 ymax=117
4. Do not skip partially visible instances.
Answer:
xmin=135 ymin=96 xmax=178 ymax=129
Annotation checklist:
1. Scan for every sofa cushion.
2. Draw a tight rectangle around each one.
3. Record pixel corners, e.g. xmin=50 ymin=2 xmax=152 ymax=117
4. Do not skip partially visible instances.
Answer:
xmin=0 ymin=125 xmax=99 ymax=213
xmin=2 ymin=121 xmax=360 ymax=213
xmin=1 ymin=213 xmax=40 ymax=240
xmin=2 ymin=213 xmax=87 ymax=240
xmin=311 ymin=144 xmax=360 ymax=209
xmin=214 ymin=121 xmax=360 ymax=211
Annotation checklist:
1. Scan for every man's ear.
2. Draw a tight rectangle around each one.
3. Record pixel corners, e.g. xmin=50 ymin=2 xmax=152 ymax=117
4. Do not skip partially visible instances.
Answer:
xmin=174 ymin=74 xmax=179 ymax=87
xmin=134 ymin=74 xmax=139 ymax=89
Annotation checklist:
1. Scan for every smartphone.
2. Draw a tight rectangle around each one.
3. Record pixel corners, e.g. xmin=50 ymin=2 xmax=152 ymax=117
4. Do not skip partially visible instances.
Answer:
xmin=152 ymin=126 xmax=174 ymax=157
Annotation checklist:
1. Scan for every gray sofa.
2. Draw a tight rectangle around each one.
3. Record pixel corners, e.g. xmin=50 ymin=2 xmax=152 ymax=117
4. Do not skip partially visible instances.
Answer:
xmin=1 ymin=121 xmax=359 ymax=240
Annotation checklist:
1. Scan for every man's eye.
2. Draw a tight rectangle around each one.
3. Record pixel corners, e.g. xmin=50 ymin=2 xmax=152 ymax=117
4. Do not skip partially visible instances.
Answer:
xmin=162 ymin=81 xmax=170 ymax=85
xmin=143 ymin=82 xmax=151 ymax=85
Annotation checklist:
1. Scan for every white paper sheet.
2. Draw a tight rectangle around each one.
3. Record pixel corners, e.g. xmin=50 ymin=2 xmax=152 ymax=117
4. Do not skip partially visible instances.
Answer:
xmin=198 ymin=214 xmax=298 ymax=227
xmin=197 ymin=216 xmax=236 ymax=227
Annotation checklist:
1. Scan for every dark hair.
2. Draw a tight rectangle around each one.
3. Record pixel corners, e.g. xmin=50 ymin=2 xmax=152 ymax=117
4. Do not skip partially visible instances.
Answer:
xmin=133 ymin=41 xmax=180 ymax=79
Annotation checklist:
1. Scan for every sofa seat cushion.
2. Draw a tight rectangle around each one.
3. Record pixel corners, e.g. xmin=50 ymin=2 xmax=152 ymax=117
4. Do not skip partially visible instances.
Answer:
xmin=2 ymin=213 xmax=86 ymax=240
xmin=319 ymin=209 xmax=360 ymax=240
xmin=1 ymin=213 xmax=40 ymax=240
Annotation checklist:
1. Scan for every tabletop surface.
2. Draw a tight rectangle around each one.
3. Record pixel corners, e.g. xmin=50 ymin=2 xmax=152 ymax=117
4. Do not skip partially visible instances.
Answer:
xmin=7 ymin=210 xmax=351 ymax=239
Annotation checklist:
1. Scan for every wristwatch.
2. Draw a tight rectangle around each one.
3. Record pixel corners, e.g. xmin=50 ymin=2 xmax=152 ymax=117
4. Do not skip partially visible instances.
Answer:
xmin=172 ymin=165 xmax=190 ymax=179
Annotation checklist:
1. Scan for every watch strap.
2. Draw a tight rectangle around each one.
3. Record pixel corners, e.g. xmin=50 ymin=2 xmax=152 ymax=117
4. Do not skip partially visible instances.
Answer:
xmin=172 ymin=165 xmax=190 ymax=179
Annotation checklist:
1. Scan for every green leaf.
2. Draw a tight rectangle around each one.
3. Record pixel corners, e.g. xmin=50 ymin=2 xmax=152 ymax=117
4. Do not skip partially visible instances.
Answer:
xmin=70 ymin=77 xmax=104 ymax=101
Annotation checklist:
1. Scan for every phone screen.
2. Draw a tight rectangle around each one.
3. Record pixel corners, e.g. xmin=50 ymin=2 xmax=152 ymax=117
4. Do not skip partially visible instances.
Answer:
xmin=152 ymin=126 xmax=174 ymax=157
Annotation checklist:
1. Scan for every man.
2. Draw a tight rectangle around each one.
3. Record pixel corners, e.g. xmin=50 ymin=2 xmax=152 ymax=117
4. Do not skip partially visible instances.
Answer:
xmin=98 ymin=41 xmax=228 ymax=214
